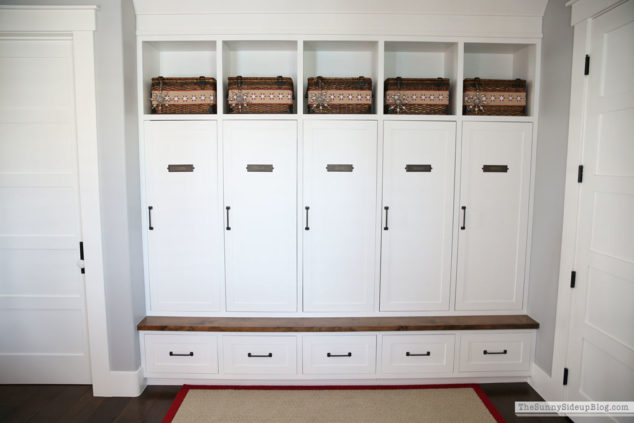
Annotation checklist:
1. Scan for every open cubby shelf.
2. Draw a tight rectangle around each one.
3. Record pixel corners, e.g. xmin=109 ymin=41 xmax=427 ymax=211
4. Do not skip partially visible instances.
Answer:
xmin=139 ymin=39 xmax=538 ymax=117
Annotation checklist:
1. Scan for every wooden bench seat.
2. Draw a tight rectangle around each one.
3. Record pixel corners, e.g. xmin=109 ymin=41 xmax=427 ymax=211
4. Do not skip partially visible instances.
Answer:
xmin=137 ymin=315 xmax=539 ymax=332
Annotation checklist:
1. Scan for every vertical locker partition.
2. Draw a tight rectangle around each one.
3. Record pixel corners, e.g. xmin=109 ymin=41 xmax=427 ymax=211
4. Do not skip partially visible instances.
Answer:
xmin=145 ymin=121 xmax=223 ymax=312
xmin=302 ymin=121 xmax=378 ymax=312
xmin=223 ymin=121 xmax=298 ymax=311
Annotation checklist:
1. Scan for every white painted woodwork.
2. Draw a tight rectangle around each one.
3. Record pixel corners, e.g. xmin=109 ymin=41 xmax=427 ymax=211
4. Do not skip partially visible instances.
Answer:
xmin=302 ymin=335 xmax=376 ymax=375
xmin=132 ymin=0 xmax=548 ymax=39
xmin=145 ymin=121 xmax=223 ymax=312
xmin=456 ymin=122 xmax=532 ymax=311
xmin=302 ymin=121 xmax=378 ymax=312
xmin=566 ymin=0 xmax=634 ymax=408
xmin=459 ymin=332 xmax=532 ymax=372
xmin=222 ymin=335 xmax=298 ymax=375
xmin=145 ymin=334 xmax=218 ymax=375
xmin=223 ymin=121 xmax=297 ymax=312
xmin=380 ymin=121 xmax=455 ymax=311
xmin=0 ymin=37 xmax=91 ymax=384
xmin=381 ymin=334 xmax=455 ymax=374
xmin=140 ymin=330 xmax=535 ymax=379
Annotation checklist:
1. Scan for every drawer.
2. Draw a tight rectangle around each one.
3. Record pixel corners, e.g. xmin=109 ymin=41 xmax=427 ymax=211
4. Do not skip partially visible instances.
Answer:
xmin=381 ymin=334 xmax=455 ymax=375
xmin=303 ymin=335 xmax=376 ymax=375
xmin=459 ymin=332 xmax=532 ymax=373
xmin=144 ymin=333 xmax=218 ymax=375
xmin=222 ymin=335 xmax=297 ymax=375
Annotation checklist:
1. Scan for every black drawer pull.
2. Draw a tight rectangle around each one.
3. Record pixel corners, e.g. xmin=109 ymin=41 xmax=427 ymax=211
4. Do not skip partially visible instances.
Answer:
xmin=327 ymin=352 xmax=352 ymax=358
xmin=148 ymin=206 xmax=154 ymax=230
xmin=483 ymin=349 xmax=508 ymax=355
xmin=305 ymin=206 xmax=310 ymax=231
xmin=248 ymin=352 xmax=273 ymax=358
xmin=406 ymin=351 xmax=431 ymax=357
xmin=225 ymin=206 xmax=231 ymax=230
xmin=461 ymin=206 xmax=467 ymax=230
xmin=169 ymin=351 xmax=193 ymax=357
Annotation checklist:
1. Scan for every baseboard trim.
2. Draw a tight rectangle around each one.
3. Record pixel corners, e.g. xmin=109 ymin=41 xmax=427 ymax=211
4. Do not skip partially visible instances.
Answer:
xmin=99 ymin=367 xmax=146 ymax=397
xmin=146 ymin=376 xmax=529 ymax=386
xmin=528 ymin=362 xmax=563 ymax=401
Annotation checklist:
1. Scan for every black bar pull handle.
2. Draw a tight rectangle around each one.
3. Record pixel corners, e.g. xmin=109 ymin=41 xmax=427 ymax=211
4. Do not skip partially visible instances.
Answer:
xmin=305 ymin=206 xmax=310 ymax=231
xmin=384 ymin=206 xmax=389 ymax=230
xmin=226 ymin=206 xmax=231 ymax=230
xmin=461 ymin=206 xmax=467 ymax=230
xmin=483 ymin=349 xmax=508 ymax=355
xmin=406 ymin=351 xmax=431 ymax=357
xmin=169 ymin=351 xmax=193 ymax=357
xmin=148 ymin=206 xmax=154 ymax=230
xmin=327 ymin=352 xmax=352 ymax=358
xmin=248 ymin=352 xmax=273 ymax=358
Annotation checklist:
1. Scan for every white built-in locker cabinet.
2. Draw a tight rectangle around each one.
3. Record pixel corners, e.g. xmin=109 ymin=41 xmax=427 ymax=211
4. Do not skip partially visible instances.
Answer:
xmin=303 ymin=121 xmax=378 ymax=312
xmin=223 ymin=121 xmax=298 ymax=312
xmin=456 ymin=122 xmax=532 ymax=311
xmin=145 ymin=121 xmax=224 ymax=311
xmin=380 ymin=121 xmax=456 ymax=311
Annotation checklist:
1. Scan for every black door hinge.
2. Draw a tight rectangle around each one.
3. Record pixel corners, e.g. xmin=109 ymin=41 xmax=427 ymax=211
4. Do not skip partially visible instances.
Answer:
xmin=570 ymin=271 xmax=576 ymax=288
xmin=79 ymin=241 xmax=85 ymax=274
xmin=584 ymin=55 xmax=590 ymax=75
xmin=578 ymin=165 xmax=584 ymax=183
xmin=563 ymin=367 xmax=569 ymax=385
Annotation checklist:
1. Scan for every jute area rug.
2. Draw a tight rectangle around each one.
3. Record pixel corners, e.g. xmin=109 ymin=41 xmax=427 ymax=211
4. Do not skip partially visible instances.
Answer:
xmin=163 ymin=384 xmax=505 ymax=423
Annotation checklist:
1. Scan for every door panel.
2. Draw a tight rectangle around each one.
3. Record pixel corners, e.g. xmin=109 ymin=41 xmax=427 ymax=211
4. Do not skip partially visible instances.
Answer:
xmin=381 ymin=121 xmax=455 ymax=311
xmin=566 ymin=2 xmax=634 ymax=415
xmin=0 ymin=38 xmax=90 ymax=383
xmin=303 ymin=121 xmax=378 ymax=312
xmin=224 ymin=121 xmax=297 ymax=312
xmin=456 ymin=122 xmax=532 ymax=311
xmin=145 ymin=121 xmax=223 ymax=312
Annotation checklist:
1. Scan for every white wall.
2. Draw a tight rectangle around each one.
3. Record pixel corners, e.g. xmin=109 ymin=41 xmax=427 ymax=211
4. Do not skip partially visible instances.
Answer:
xmin=0 ymin=0 xmax=144 ymax=371
xmin=527 ymin=0 xmax=573 ymax=375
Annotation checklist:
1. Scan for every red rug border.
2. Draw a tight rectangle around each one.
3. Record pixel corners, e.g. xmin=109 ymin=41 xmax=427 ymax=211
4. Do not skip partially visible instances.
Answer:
xmin=162 ymin=383 xmax=505 ymax=423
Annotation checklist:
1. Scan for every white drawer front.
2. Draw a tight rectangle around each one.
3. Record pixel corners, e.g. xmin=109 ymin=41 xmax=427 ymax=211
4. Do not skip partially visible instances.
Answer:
xmin=381 ymin=334 xmax=455 ymax=374
xmin=222 ymin=335 xmax=297 ymax=375
xmin=145 ymin=334 xmax=218 ymax=375
xmin=303 ymin=335 xmax=376 ymax=375
xmin=459 ymin=332 xmax=532 ymax=373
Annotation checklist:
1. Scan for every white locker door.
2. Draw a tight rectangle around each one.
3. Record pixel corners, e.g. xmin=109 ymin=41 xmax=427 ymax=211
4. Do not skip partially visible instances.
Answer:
xmin=456 ymin=122 xmax=532 ymax=311
xmin=145 ymin=121 xmax=223 ymax=312
xmin=303 ymin=121 xmax=378 ymax=312
xmin=381 ymin=121 xmax=455 ymax=311
xmin=224 ymin=121 xmax=297 ymax=312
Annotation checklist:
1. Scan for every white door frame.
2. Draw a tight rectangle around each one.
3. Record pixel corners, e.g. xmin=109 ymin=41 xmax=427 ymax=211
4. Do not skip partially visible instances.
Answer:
xmin=529 ymin=0 xmax=629 ymax=402
xmin=0 ymin=6 xmax=112 ymax=396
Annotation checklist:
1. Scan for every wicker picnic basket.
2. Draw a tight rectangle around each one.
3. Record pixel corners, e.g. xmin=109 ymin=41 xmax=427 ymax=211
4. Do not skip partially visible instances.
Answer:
xmin=150 ymin=76 xmax=216 ymax=114
xmin=306 ymin=76 xmax=373 ymax=114
xmin=384 ymin=77 xmax=450 ymax=114
xmin=226 ymin=76 xmax=294 ymax=114
xmin=463 ymin=78 xmax=527 ymax=116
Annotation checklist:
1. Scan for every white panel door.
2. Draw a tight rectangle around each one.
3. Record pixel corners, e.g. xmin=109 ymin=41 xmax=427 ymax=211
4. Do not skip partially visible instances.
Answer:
xmin=303 ymin=121 xmax=378 ymax=312
xmin=0 ymin=38 xmax=90 ymax=382
xmin=145 ymin=121 xmax=223 ymax=312
xmin=566 ymin=2 xmax=634 ymax=417
xmin=224 ymin=121 xmax=297 ymax=312
xmin=381 ymin=121 xmax=455 ymax=311
xmin=456 ymin=122 xmax=532 ymax=311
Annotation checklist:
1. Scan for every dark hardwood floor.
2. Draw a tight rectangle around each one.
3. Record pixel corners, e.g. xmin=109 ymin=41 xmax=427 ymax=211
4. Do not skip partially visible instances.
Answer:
xmin=0 ymin=382 xmax=570 ymax=422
